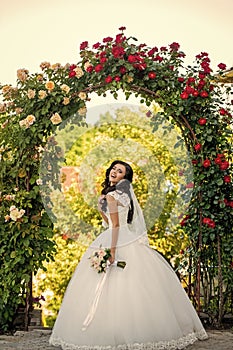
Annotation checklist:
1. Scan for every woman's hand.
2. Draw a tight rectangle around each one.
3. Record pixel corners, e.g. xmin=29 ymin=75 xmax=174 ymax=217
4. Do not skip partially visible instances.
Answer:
xmin=109 ymin=248 xmax=116 ymax=264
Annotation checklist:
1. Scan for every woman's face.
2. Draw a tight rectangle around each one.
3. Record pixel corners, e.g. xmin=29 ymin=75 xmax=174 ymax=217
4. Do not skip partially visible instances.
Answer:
xmin=109 ymin=163 xmax=126 ymax=185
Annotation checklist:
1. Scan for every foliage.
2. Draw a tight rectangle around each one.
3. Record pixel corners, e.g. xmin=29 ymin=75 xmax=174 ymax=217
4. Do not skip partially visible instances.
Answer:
xmin=0 ymin=26 xmax=232 ymax=329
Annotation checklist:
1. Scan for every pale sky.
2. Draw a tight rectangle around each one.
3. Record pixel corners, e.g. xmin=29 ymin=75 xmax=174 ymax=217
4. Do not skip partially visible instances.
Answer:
xmin=0 ymin=0 xmax=232 ymax=106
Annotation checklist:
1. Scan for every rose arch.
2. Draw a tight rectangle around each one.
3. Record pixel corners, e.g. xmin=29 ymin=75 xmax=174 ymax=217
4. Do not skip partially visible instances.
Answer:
xmin=0 ymin=27 xmax=232 ymax=330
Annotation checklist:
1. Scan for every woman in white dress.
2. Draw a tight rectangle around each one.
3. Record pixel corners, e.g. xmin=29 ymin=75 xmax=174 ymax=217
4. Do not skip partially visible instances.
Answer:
xmin=49 ymin=160 xmax=208 ymax=350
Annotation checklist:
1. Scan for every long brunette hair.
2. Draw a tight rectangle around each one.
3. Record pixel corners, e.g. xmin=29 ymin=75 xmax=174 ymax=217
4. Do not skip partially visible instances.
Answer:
xmin=100 ymin=160 xmax=134 ymax=223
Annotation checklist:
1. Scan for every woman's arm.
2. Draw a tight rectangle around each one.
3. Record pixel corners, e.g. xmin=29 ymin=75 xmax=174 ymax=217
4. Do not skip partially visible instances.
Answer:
xmin=106 ymin=194 xmax=119 ymax=264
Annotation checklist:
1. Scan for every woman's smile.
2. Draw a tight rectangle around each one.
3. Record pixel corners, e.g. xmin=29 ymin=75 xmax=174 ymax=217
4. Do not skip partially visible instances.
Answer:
xmin=109 ymin=164 xmax=126 ymax=185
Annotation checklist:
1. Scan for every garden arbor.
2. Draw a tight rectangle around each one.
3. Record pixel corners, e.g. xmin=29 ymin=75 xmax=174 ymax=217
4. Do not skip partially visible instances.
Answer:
xmin=0 ymin=27 xmax=232 ymax=330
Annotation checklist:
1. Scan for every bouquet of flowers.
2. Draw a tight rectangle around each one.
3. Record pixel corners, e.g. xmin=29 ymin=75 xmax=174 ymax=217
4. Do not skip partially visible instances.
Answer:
xmin=89 ymin=248 xmax=126 ymax=273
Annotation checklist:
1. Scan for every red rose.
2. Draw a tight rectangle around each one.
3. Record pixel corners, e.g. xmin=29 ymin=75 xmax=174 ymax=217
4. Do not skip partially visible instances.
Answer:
xmin=93 ymin=42 xmax=101 ymax=49
xmin=103 ymin=36 xmax=113 ymax=43
xmin=178 ymin=77 xmax=184 ymax=82
xmin=69 ymin=64 xmax=77 ymax=71
xmin=203 ymin=218 xmax=211 ymax=224
xmin=208 ymin=221 xmax=216 ymax=229
xmin=194 ymin=143 xmax=202 ymax=151
xmin=114 ymin=76 xmax=121 ymax=82
xmin=118 ymin=26 xmax=126 ymax=31
xmin=100 ymin=57 xmax=107 ymax=63
xmin=192 ymin=159 xmax=198 ymax=165
xmin=154 ymin=55 xmax=163 ymax=62
xmin=148 ymin=47 xmax=158 ymax=56
xmin=148 ymin=71 xmax=156 ymax=79
xmin=198 ymin=118 xmax=207 ymax=125
xmin=217 ymin=153 xmax=225 ymax=159
xmin=218 ymin=63 xmax=226 ymax=70
xmin=105 ymin=75 xmax=112 ymax=84
xmin=203 ymin=159 xmax=211 ymax=168
xmin=119 ymin=66 xmax=127 ymax=74
xmin=199 ymin=72 xmax=206 ymax=79
xmin=187 ymin=77 xmax=195 ymax=84
xmin=200 ymin=91 xmax=209 ymax=98
xmin=160 ymin=46 xmax=167 ymax=51
xmin=80 ymin=41 xmax=88 ymax=50
xmin=169 ymin=65 xmax=174 ymax=71
xmin=112 ymin=45 xmax=125 ymax=58
xmin=185 ymin=86 xmax=194 ymax=94
xmin=94 ymin=64 xmax=104 ymax=73
xmin=224 ymin=175 xmax=231 ymax=183
xmin=229 ymin=201 xmax=233 ymax=208
xmin=192 ymin=90 xmax=199 ymax=97
xmin=219 ymin=108 xmax=227 ymax=115
xmin=214 ymin=157 xmax=222 ymax=165
xmin=86 ymin=65 xmax=93 ymax=73
xmin=180 ymin=91 xmax=189 ymax=99
xmin=115 ymin=34 xmax=124 ymax=44
xmin=128 ymin=55 xmax=137 ymax=63
xmin=169 ymin=42 xmax=180 ymax=51
xmin=100 ymin=51 xmax=107 ymax=57
xmin=69 ymin=70 xmax=76 ymax=78
xmin=219 ymin=161 xmax=229 ymax=170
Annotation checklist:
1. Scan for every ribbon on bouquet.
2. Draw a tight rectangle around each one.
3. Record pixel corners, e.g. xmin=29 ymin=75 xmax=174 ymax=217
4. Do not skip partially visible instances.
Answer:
xmin=82 ymin=260 xmax=126 ymax=331
xmin=82 ymin=263 xmax=111 ymax=331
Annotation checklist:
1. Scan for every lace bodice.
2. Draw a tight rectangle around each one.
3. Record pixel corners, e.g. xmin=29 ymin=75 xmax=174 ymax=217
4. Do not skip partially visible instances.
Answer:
xmin=106 ymin=190 xmax=130 ymax=227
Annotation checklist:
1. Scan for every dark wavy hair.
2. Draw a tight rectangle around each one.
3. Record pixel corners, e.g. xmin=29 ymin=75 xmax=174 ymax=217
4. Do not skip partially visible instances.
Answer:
xmin=100 ymin=160 xmax=134 ymax=223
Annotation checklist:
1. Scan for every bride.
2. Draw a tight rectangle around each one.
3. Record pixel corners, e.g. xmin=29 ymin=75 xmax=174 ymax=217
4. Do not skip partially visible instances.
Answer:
xmin=49 ymin=160 xmax=208 ymax=350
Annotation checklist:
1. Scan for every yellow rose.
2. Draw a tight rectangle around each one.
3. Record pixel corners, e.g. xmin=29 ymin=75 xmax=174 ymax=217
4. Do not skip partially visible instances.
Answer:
xmin=38 ymin=90 xmax=47 ymax=99
xmin=63 ymin=97 xmax=70 ymax=105
xmin=78 ymin=106 xmax=87 ymax=116
xmin=26 ymin=114 xmax=36 ymax=125
xmin=17 ymin=69 xmax=29 ymax=82
xmin=125 ymin=75 xmax=133 ymax=83
xmin=19 ymin=119 xmax=27 ymax=128
xmin=27 ymin=89 xmax=36 ymax=99
xmin=78 ymin=92 xmax=87 ymax=100
xmin=40 ymin=62 xmax=51 ymax=70
xmin=0 ymin=104 xmax=6 ymax=113
xmin=45 ymin=81 xmax=55 ymax=91
xmin=51 ymin=63 xmax=61 ymax=70
xmin=15 ymin=107 xmax=23 ymax=115
xmin=61 ymin=84 xmax=70 ymax=94
xmin=50 ymin=112 xmax=62 ymax=125
xmin=4 ymin=215 xmax=11 ymax=222
xmin=74 ymin=67 xmax=84 ymax=79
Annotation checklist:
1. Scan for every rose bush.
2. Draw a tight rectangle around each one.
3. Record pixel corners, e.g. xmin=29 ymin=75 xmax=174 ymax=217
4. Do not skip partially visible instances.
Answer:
xmin=0 ymin=27 xmax=232 ymax=329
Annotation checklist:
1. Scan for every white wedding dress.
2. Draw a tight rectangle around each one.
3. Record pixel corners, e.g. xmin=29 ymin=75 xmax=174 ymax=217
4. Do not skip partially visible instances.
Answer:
xmin=49 ymin=188 xmax=208 ymax=350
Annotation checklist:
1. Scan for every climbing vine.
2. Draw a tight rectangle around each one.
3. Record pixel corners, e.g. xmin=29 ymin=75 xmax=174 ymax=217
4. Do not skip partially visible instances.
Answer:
xmin=0 ymin=27 xmax=232 ymax=330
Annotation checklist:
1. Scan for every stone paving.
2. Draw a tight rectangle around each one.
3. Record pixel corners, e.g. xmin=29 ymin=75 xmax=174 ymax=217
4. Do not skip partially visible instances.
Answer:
xmin=0 ymin=329 xmax=232 ymax=350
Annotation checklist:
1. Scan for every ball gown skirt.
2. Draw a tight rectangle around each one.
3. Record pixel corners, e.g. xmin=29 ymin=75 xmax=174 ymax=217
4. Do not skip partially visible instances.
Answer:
xmin=49 ymin=222 xmax=208 ymax=349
